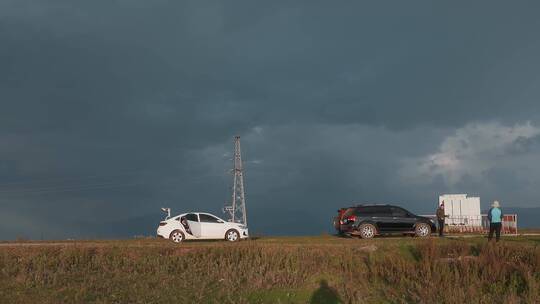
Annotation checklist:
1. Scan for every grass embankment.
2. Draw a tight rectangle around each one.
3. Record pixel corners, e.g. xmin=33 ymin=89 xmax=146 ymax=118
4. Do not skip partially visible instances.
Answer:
xmin=0 ymin=235 xmax=539 ymax=303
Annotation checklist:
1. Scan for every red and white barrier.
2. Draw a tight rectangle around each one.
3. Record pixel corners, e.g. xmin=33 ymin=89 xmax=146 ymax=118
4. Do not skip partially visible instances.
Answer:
xmin=422 ymin=214 xmax=518 ymax=235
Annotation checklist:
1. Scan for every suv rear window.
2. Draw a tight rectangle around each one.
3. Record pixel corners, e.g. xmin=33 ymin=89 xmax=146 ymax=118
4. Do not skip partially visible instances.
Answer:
xmin=342 ymin=208 xmax=356 ymax=218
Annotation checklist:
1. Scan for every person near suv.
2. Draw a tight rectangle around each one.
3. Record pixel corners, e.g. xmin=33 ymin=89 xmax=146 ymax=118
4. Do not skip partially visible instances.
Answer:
xmin=335 ymin=204 xmax=436 ymax=239
xmin=436 ymin=202 xmax=448 ymax=237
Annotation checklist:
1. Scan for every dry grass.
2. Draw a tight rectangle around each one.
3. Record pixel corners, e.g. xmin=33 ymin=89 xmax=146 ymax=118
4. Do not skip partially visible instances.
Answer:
xmin=0 ymin=236 xmax=538 ymax=303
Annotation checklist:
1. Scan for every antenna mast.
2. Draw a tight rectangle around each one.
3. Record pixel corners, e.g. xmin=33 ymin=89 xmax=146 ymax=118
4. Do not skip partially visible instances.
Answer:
xmin=225 ymin=136 xmax=248 ymax=225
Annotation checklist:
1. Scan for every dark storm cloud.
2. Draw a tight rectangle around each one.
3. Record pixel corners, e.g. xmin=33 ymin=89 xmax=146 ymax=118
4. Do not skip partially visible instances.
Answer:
xmin=4 ymin=1 xmax=540 ymax=130
xmin=1 ymin=1 xmax=540 ymax=239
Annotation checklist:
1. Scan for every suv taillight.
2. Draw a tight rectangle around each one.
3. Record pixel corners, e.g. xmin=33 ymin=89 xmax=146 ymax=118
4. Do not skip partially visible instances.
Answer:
xmin=340 ymin=215 xmax=356 ymax=224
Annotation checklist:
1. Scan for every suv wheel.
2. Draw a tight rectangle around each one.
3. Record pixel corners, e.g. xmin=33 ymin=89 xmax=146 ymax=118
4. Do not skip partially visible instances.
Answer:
xmin=415 ymin=223 xmax=431 ymax=237
xmin=358 ymin=223 xmax=376 ymax=239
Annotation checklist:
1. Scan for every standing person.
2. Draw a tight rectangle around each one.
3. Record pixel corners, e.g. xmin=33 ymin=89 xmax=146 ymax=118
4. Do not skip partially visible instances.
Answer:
xmin=436 ymin=202 xmax=447 ymax=237
xmin=488 ymin=201 xmax=504 ymax=242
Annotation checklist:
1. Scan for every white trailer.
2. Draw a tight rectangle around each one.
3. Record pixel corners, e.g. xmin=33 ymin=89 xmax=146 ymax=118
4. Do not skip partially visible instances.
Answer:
xmin=439 ymin=194 xmax=481 ymax=227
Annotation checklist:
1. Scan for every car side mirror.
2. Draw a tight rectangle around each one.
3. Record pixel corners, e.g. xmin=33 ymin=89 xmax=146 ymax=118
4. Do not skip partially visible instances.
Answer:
xmin=217 ymin=220 xmax=224 ymax=223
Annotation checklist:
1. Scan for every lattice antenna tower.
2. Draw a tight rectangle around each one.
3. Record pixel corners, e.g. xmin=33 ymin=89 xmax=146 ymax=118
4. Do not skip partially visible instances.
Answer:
xmin=224 ymin=136 xmax=248 ymax=225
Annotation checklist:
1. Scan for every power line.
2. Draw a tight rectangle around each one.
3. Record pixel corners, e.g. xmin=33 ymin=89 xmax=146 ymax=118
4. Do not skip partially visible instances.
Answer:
xmin=0 ymin=182 xmax=142 ymax=196
xmin=0 ymin=169 xmax=152 ymax=188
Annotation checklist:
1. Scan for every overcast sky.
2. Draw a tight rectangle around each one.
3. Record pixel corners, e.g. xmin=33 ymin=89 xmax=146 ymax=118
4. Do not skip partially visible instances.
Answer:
xmin=1 ymin=1 xmax=540 ymax=239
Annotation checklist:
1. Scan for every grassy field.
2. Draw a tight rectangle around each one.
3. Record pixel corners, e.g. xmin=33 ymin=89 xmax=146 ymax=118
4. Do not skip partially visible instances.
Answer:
xmin=0 ymin=234 xmax=539 ymax=304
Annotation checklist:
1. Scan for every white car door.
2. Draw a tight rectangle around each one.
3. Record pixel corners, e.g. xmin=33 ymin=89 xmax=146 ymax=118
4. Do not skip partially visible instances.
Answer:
xmin=185 ymin=213 xmax=201 ymax=238
xmin=198 ymin=213 xmax=227 ymax=239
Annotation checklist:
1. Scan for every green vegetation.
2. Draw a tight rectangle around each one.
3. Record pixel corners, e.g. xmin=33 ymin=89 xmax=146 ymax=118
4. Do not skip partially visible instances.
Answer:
xmin=0 ymin=235 xmax=539 ymax=303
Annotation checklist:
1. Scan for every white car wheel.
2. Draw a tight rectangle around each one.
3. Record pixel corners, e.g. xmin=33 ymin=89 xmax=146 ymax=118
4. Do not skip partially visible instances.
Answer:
xmin=170 ymin=230 xmax=184 ymax=243
xmin=225 ymin=229 xmax=240 ymax=242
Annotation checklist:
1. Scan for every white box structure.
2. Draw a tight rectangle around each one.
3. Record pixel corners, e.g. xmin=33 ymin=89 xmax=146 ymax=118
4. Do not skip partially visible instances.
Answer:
xmin=439 ymin=194 xmax=481 ymax=227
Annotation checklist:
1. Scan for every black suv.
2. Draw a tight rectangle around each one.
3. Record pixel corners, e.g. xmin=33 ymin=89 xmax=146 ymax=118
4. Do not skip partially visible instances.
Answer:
xmin=335 ymin=204 xmax=436 ymax=238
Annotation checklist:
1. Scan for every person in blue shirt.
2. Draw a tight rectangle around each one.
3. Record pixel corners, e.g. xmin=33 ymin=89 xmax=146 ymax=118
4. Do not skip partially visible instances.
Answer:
xmin=488 ymin=200 xmax=504 ymax=242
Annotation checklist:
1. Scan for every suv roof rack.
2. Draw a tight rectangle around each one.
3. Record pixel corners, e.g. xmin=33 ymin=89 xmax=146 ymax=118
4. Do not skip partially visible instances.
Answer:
xmin=354 ymin=203 xmax=392 ymax=206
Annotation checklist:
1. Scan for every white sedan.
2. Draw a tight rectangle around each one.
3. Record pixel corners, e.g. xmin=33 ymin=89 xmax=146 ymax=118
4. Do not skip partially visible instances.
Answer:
xmin=157 ymin=212 xmax=249 ymax=243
